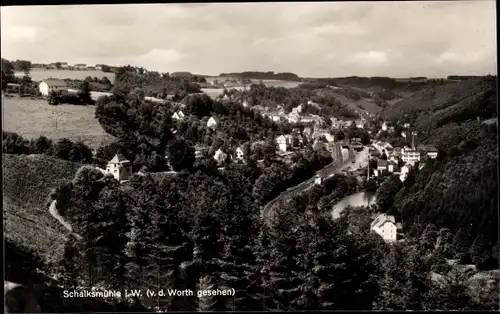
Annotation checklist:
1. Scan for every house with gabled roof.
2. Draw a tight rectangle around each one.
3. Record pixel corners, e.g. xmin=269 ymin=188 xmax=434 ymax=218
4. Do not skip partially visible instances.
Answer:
xmin=207 ymin=116 xmax=219 ymax=129
xmin=370 ymin=213 xmax=398 ymax=242
xmin=39 ymin=79 xmax=68 ymax=96
xmin=172 ymin=110 xmax=186 ymax=121
xmin=276 ymin=134 xmax=293 ymax=153
xmin=213 ymin=148 xmax=228 ymax=165
xmin=106 ymin=153 xmax=132 ymax=182
xmin=234 ymin=146 xmax=248 ymax=162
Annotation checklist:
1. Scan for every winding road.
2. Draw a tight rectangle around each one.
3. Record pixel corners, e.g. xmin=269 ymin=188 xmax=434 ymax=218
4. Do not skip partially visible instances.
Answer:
xmin=261 ymin=142 xmax=359 ymax=224
xmin=47 ymin=166 xmax=109 ymax=241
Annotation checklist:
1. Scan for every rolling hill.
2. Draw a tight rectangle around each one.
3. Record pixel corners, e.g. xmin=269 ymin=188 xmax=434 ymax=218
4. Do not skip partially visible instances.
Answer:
xmin=379 ymin=76 xmax=497 ymax=128
xmin=3 ymin=154 xmax=82 ymax=263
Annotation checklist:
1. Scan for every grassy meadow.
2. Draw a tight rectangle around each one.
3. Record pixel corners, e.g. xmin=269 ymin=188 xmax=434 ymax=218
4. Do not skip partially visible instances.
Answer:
xmin=2 ymin=96 xmax=116 ymax=150
xmin=16 ymin=68 xmax=115 ymax=83
xmin=3 ymin=154 xmax=83 ymax=263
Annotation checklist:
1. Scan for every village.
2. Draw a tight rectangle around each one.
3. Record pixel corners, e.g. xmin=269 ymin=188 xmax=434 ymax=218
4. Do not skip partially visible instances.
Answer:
xmin=103 ymin=90 xmax=440 ymax=245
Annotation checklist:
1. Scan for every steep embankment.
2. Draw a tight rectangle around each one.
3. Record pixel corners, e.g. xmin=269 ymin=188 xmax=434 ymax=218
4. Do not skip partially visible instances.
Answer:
xmin=3 ymin=154 xmax=82 ymax=263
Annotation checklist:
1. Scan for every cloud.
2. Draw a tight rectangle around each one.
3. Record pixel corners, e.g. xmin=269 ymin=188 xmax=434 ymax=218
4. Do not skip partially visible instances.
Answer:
xmin=2 ymin=26 xmax=39 ymax=41
xmin=348 ymin=51 xmax=389 ymax=66
xmin=131 ymin=49 xmax=183 ymax=70
xmin=0 ymin=1 xmax=496 ymax=77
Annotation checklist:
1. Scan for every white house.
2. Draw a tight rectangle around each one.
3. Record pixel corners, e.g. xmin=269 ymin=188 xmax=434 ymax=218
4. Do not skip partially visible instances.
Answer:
xmin=287 ymin=112 xmax=300 ymax=123
xmin=303 ymin=127 xmax=313 ymax=139
xmin=314 ymin=174 xmax=323 ymax=185
xmin=213 ymin=148 xmax=228 ymax=165
xmin=387 ymin=161 xmax=397 ymax=173
xmin=323 ymin=133 xmax=335 ymax=143
xmin=399 ymin=164 xmax=412 ymax=182
xmin=382 ymin=122 xmax=388 ymax=132
xmin=194 ymin=144 xmax=209 ymax=159
xmin=172 ymin=110 xmax=185 ymax=121
xmin=371 ymin=214 xmax=398 ymax=242
xmin=235 ymin=146 xmax=246 ymax=161
xmin=207 ymin=116 xmax=219 ymax=129
xmin=242 ymin=100 xmax=249 ymax=108
xmin=291 ymin=104 xmax=303 ymax=114
xmin=39 ymin=79 xmax=68 ymax=96
xmin=276 ymin=135 xmax=290 ymax=153
xmin=402 ymin=149 xmax=420 ymax=165
xmin=106 ymin=153 xmax=132 ymax=182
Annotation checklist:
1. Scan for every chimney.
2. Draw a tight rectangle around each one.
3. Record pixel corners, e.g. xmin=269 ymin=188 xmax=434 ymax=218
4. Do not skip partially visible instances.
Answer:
xmin=411 ymin=131 xmax=417 ymax=150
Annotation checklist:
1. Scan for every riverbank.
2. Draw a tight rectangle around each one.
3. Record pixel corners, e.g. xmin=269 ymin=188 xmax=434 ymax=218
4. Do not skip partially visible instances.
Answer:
xmin=332 ymin=191 xmax=377 ymax=219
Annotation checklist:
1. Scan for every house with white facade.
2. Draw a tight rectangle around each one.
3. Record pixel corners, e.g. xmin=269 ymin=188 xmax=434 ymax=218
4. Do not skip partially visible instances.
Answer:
xmin=371 ymin=213 xmax=398 ymax=242
xmin=235 ymin=146 xmax=247 ymax=161
xmin=381 ymin=122 xmax=388 ymax=132
xmin=207 ymin=116 xmax=219 ymax=129
xmin=291 ymin=104 xmax=303 ymax=114
xmin=172 ymin=110 xmax=185 ymax=121
xmin=287 ymin=112 xmax=300 ymax=123
xmin=399 ymin=164 xmax=412 ymax=182
xmin=402 ymin=148 xmax=421 ymax=165
xmin=194 ymin=145 xmax=209 ymax=159
xmin=276 ymin=135 xmax=292 ymax=153
xmin=106 ymin=153 xmax=132 ymax=182
xmin=387 ymin=161 xmax=398 ymax=173
xmin=39 ymin=79 xmax=68 ymax=96
xmin=314 ymin=174 xmax=323 ymax=185
xmin=213 ymin=148 xmax=228 ymax=165
xmin=302 ymin=127 xmax=313 ymax=139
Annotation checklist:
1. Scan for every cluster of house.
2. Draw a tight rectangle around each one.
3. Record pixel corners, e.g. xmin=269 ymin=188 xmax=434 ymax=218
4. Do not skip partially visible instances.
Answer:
xmin=45 ymin=62 xmax=113 ymax=71
xmin=331 ymin=116 xmax=365 ymax=129
xmin=171 ymin=110 xmax=219 ymax=130
xmin=275 ymin=124 xmax=336 ymax=154
xmin=372 ymin=140 xmax=438 ymax=182
xmin=192 ymin=144 xmax=248 ymax=167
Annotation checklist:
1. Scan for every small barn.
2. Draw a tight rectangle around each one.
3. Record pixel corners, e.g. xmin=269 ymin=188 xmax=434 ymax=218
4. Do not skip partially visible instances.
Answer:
xmin=39 ymin=79 xmax=68 ymax=96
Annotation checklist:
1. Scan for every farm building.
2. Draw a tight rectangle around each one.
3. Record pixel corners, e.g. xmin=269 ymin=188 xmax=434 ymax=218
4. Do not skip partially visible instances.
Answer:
xmin=39 ymin=79 xmax=68 ymax=96
xmin=5 ymin=83 xmax=21 ymax=94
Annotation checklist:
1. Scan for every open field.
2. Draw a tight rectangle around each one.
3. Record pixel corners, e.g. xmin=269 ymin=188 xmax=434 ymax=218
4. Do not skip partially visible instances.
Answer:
xmin=251 ymin=79 xmax=302 ymax=88
xmin=3 ymin=154 xmax=83 ymax=263
xmin=2 ymin=96 xmax=116 ymax=149
xmin=16 ymin=69 xmax=115 ymax=83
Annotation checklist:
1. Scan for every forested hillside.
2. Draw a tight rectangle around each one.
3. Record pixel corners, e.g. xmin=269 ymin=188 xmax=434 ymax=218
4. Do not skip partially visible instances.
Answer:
xmin=375 ymin=76 xmax=498 ymax=270
xmin=379 ymin=76 xmax=497 ymax=126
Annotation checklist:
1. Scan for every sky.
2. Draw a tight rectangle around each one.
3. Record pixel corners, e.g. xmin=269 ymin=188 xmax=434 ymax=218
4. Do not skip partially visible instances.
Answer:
xmin=1 ymin=1 xmax=497 ymax=78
